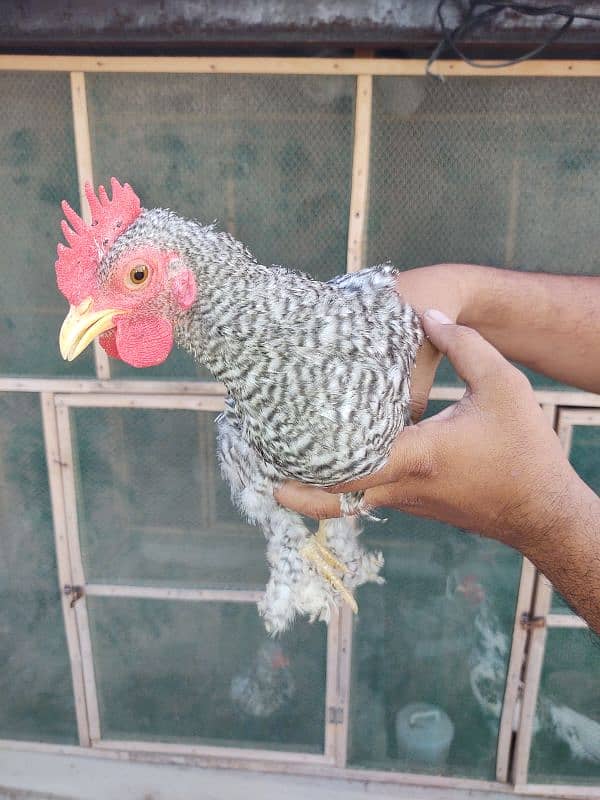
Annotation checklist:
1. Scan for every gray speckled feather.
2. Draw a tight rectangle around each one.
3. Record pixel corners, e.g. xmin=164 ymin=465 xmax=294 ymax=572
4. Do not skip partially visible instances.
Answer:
xmin=106 ymin=208 xmax=423 ymax=631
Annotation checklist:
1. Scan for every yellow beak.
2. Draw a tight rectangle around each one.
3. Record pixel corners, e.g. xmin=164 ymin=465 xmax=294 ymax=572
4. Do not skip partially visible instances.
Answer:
xmin=59 ymin=297 xmax=121 ymax=361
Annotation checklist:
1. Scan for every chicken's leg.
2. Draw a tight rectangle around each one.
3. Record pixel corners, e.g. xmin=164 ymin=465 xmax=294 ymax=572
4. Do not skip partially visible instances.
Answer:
xmin=300 ymin=521 xmax=358 ymax=614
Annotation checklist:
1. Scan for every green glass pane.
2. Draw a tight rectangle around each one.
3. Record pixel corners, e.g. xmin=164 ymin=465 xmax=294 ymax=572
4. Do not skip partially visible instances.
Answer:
xmin=71 ymin=407 xmax=268 ymax=589
xmin=0 ymin=72 xmax=93 ymax=378
xmin=529 ymin=628 xmax=600 ymax=785
xmin=349 ymin=510 xmax=521 ymax=778
xmin=368 ymin=77 xmax=600 ymax=389
xmin=88 ymin=597 xmax=326 ymax=751
xmin=86 ymin=73 xmax=354 ymax=380
xmin=552 ymin=425 xmax=600 ymax=613
xmin=0 ymin=393 xmax=77 ymax=743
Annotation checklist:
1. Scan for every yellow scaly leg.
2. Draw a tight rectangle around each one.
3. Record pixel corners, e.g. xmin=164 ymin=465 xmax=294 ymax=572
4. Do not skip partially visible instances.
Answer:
xmin=300 ymin=520 xmax=358 ymax=614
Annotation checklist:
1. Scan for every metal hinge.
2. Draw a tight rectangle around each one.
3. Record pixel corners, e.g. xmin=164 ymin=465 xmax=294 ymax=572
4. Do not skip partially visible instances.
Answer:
xmin=63 ymin=584 xmax=84 ymax=608
xmin=520 ymin=612 xmax=546 ymax=630
xmin=328 ymin=706 xmax=344 ymax=724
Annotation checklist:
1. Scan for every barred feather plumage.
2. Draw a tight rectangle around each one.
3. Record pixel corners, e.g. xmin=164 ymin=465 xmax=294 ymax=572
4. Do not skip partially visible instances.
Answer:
xmin=93 ymin=207 xmax=424 ymax=631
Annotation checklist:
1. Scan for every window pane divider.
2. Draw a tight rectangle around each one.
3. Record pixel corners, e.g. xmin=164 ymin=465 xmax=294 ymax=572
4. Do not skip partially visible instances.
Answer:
xmin=40 ymin=392 xmax=91 ymax=747
xmin=68 ymin=71 xmax=111 ymax=380
xmin=55 ymin=402 xmax=102 ymax=742
xmin=84 ymin=584 xmax=264 ymax=603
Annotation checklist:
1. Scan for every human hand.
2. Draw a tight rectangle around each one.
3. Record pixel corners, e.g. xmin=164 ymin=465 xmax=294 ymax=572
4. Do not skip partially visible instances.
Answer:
xmin=277 ymin=310 xmax=582 ymax=549
xmin=396 ymin=264 xmax=474 ymax=420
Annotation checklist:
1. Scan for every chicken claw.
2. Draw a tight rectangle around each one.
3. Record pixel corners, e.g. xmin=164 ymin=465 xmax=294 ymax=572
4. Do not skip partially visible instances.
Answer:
xmin=300 ymin=520 xmax=358 ymax=614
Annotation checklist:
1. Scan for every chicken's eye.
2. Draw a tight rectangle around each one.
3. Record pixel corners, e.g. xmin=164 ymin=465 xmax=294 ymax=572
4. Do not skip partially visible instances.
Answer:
xmin=127 ymin=264 xmax=149 ymax=287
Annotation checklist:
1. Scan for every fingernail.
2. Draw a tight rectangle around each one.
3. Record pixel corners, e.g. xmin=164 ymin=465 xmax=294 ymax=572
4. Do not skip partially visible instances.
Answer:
xmin=424 ymin=309 xmax=453 ymax=324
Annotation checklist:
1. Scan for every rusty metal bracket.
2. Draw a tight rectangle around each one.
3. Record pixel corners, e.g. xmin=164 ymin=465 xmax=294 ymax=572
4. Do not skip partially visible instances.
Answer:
xmin=520 ymin=612 xmax=546 ymax=631
xmin=63 ymin=584 xmax=84 ymax=608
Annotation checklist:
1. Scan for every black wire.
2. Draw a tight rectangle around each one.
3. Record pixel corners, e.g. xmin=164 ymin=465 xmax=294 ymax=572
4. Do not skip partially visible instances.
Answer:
xmin=427 ymin=0 xmax=600 ymax=76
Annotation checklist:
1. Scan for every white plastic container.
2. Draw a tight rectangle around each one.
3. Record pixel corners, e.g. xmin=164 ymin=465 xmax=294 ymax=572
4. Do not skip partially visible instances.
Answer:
xmin=395 ymin=702 xmax=454 ymax=767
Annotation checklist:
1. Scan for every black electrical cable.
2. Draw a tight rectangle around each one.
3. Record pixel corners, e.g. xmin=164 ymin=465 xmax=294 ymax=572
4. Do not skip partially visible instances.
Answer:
xmin=427 ymin=1 xmax=600 ymax=76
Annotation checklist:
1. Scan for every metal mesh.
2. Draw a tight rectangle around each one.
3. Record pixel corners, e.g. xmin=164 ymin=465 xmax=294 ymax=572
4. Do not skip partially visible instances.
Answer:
xmin=368 ymin=77 xmax=600 ymax=273
xmin=88 ymin=596 xmax=326 ymax=751
xmin=86 ymin=73 xmax=355 ymax=380
xmin=71 ymin=407 xmax=268 ymax=589
xmin=0 ymin=393 xmax=77 ymax=743
xmin=349 ymin=401 xmax=522 ymax=779
xmin=0 ymin=72 xmax=91 ymax=378
xmin=368 ymin=76 xmax=600 ymax=387
xmin=530 ymin=628 xmax=600 ymax=784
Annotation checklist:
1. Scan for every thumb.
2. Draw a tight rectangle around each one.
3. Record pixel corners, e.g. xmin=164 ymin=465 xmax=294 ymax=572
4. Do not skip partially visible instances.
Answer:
xmin=422 ymin=309 xmax=508 ymax=392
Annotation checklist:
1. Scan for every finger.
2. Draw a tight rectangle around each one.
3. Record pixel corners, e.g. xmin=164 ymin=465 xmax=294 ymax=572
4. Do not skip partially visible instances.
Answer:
xmin=409 ymin=336 xmax=443 ymax=422
xmin=275 ymin=480 xmax=341 ymax=519
xmin=325 ymin=424 xmax=440 ymax=494
xmin=422 ymin=310 xmax=510 ymax=392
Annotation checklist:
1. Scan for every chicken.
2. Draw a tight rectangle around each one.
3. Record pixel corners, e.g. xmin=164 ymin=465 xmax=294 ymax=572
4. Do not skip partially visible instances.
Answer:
xmin=230 ymin=642 xmax=295 ymax=718
xmin=56 ymin=179 xmax=423 ymax=633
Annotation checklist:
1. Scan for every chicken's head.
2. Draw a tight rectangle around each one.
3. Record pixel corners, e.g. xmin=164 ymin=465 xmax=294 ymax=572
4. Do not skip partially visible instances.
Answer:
xmin=56 ymin=178 xmax=197 ymax=368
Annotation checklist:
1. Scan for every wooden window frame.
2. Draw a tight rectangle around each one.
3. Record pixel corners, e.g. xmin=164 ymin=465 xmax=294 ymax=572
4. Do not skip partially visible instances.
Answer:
xmin=1 ymin=55 xmax=600 ymax=796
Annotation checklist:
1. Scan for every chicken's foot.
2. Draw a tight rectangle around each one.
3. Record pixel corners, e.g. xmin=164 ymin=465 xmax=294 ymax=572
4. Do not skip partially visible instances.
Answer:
xmin=300 ymin=520 xmax=358 ymax=614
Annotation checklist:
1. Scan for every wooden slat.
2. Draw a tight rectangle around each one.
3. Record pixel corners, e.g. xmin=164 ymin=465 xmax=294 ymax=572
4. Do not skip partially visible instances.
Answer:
xmin=85 ymin=584 xmax=264 ymax=603
xmin=55 ymin=404 xmax=102 ymax=742
xmin=40 ymin=393 xmax=91 ymax=747
xmin=347 ymin=75 xmax=372 ymax=272
xmin=3 ymin=55 xmax=600 ymax=77
xmin=68 ymin=72 xmax=110 ymax=380
xmin=0 ymin=736 xmax=511 ymax=791
xmin=334 ymin=603 xmax=354 ymax=767
xmin=546 ymin=613 xmax=588 ymax=629
xmin=55 ymin=393 xmax=225 ymax=411
xmin=324 ymin=605 xmax=340 ymax=762
xmin=2 ymin=377 xmax=599 ymax=408
xmin=95 ymin=739 xmax=330 ymax=764
xmin=512 ymin=573 xmax=553 ymax=786
xmin=495 ymin=557 xmax=537 ymax=782
xmin=0 ymin=378 xmax=227 ymax=394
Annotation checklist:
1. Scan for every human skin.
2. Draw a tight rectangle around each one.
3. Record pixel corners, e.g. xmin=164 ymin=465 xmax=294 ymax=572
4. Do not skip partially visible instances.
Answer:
xmin=276 ymin=268 xmax=600 ymax=633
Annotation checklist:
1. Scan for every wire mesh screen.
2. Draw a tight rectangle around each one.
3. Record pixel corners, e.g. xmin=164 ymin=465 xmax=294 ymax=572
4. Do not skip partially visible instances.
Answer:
xmin=85 ymin=73 xmax=355 ymax=380
xmin=367 ymin=77 xmax=600 ymax=387
xmin=0 ymin=73 xmax=91 ymax=378
xmin=349 ymin=401 xmax=522 ymax=779
xmin=530 ymin=628 xmax=600 ymax=785
xmin=88 ymin=596 xmax=326 ymax=751
xmin=0 ymin=393 xmax=77 ymax=743
xmin=71 ymin=407 xmax=267 ymax=589
xmin=551 ymin=424 xmax=600 ymax=610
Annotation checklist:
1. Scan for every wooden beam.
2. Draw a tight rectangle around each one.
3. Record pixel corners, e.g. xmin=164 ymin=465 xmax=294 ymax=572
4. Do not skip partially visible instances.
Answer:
xmin=546 ymin=613 xmax=588 ymax=629
xmin=94 ymin=738 xmax=331 ymax=764
xmin=0 ymin=378 xmax=227 ymax=394
xmin=40 ymin=393 xmax=91 ymax=747
xmin=85 ymin=584 xmax=264 ymax=603
xmin=347 ymin=75 xmax=372 ymax=273
xmin=54 ymin=393 xmax=225 ymax=411
xmin=69 ymin=71 xmax=111 ymax=380
xmin=0 ymin=736 xmax=509 ymax=791
xmin=495 ymin=557 xmax=537 ymax=782
xmin=55 ymin=404 xmax=102 ymax=743
xmin=3 ymin=379 xmax=598 ymax=407
xmin=3 ymin=56 xmax=600 ymax=77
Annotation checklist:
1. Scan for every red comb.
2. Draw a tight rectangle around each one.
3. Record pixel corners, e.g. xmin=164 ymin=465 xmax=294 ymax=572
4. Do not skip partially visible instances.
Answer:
xmin=55 ymin=177 xmax=141 ymax=304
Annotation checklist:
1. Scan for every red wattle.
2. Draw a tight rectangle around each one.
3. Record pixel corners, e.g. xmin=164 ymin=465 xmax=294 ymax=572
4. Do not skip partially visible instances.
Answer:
xmin=112 ymin=315 xmax=174 ymax=368
xmin=99 ymin=329 xmax=120 ymax=359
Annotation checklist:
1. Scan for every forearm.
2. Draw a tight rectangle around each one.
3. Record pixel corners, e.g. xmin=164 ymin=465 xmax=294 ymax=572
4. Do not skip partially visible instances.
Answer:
xmin=453 ymin=265 xmax=600 ymax=393
xmin=510 ymin=473 xmax=600 ymax=633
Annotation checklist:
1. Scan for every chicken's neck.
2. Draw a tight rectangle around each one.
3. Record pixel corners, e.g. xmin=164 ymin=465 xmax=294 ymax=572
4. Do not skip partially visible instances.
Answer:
xmin=174 ymin=221 xmax=317 ymax=395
